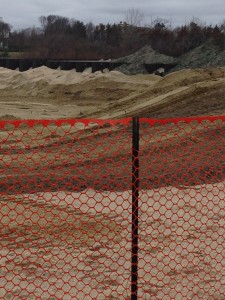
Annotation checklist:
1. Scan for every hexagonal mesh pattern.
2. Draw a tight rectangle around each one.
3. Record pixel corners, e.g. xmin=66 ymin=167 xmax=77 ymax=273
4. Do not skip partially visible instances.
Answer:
xmin=0 ymin=119 xmax=132 ymax=300
xmin=139 ymin=117 xmax=225 ymax=299
xmin=1 ymin=116 xmax=225 ymax=299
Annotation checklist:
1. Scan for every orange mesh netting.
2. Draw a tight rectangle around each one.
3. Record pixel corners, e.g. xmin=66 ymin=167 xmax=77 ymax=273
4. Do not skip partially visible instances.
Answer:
xmin=0 ymin=116 xmax=225 ymax=299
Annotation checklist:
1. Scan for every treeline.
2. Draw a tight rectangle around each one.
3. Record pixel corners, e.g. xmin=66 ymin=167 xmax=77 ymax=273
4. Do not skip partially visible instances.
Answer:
xmin=1 ymin=15 xmax=225 ymax=59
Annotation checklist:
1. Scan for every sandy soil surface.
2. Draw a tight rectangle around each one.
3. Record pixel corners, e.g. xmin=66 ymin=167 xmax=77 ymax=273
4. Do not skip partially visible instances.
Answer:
xmin=1 ymin=117 xmax=225 ymax=299
xmin=1 ymin=185 xmax=225 ymax=299
xmin=1 ymin=66 xmax=225 ymax=120
xmin=1 ymin=66 xmax=225 ymax=299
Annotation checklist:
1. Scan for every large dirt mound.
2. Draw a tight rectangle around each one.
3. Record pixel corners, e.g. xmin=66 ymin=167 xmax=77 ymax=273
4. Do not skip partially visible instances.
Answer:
xmin=114 ymin=45 xmax=176 ymax=64
xmin=114 ymin=40 xmax=225 ymax=75
xmin=1 ymin=65 xmax=225 ymax=119
xmin=0 ymin=66 xmax=161 ymax=119
xmin=171 ymin=39 xmax=225 ymax=72
xmin=113 ymin=45 xmax=177 ymax=75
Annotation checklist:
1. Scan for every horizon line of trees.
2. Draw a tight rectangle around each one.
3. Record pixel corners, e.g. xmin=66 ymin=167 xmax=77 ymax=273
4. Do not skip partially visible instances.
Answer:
xmin=1 ymin=13 xmax=225 ymax=60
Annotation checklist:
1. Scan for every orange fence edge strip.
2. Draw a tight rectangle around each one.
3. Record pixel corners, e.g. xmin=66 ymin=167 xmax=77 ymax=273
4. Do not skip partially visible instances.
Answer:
xmin=0 ymin=117 xmax=132 ymax=128
xmin=140 ymin=115 xmax=225 ymax=125
xmin=1 ymin=115 xmax=225 ymax=128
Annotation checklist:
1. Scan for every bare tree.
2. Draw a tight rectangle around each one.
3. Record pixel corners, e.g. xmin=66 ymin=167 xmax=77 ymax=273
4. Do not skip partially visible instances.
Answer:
xmin=39 ymin=15 xmax=70 ymax=35
xmin=150 ymin=17 xmax=172 ymax=30
xmin=125 ymin=8 xmax=144 ymax=27
xmin=86 ymin=22 xmax=95 ymax=40
xmin=0 ymin=19 xmax=11 ymax=51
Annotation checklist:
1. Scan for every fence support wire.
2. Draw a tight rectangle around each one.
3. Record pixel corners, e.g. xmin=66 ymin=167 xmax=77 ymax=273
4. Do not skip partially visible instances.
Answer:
xmin=131 ymin=117 xmax=139 ymax=300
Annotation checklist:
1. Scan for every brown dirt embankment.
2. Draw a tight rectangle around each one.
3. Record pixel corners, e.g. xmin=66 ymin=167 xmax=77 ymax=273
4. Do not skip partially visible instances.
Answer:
xmin=1 ymin=65 xmax=225 ymax=120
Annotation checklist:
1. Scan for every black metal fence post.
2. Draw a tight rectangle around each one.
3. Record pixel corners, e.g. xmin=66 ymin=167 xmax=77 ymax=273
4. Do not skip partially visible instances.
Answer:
xmin=131 ymin=117 xmax=139 ymax=300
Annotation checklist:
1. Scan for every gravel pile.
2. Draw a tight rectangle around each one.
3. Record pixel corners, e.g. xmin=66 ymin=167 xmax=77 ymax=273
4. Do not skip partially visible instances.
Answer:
xmin=170 ymin=39 xmax=225 ymax=72
xmin=113 ymin=45 xmax=177 ymax=75
xmin=114 ymin=40 xmax=225 ymax=75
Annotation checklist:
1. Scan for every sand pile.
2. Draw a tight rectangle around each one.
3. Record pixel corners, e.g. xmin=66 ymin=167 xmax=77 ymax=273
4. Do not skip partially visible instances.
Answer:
xmin=0 ymin=66 xmax=160 ymax=120
xmin=1 ymin=65 xmax=225 ymax=120
xmin=0 ymin=66 xmax=105 ymax=87
xmin=0 ymin=66 xmax=131 ymax=99
xmin=153 ymin=67 xmax=225 ymax=90
xmin=113 ymin=45 xmax=177 ymax=75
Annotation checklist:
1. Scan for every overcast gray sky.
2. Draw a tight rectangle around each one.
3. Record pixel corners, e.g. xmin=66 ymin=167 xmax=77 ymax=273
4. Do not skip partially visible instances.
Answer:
xmin=1 ymin=0 xmax=225 ymax=29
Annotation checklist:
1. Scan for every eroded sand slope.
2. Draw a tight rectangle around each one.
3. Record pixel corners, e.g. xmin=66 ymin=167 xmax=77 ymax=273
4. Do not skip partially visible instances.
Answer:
xmin=1 ymin=66 xmax=225 ymax=120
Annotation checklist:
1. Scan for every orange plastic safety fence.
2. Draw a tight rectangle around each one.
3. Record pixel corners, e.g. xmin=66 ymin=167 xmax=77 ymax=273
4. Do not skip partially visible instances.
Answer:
xmin=0 ymin=117 xmax=225 ymax=299
xmin=139 ymin=117 xmax=225 ymax=300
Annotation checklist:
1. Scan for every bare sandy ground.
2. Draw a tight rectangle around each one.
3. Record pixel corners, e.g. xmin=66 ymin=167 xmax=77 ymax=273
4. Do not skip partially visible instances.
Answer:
xmin=1 ymin=66 xmax=225 ymax=299
xmin=0 ymin=66 xmax=160 ymax=120
xmin=1 ymin=184 xmax=225 ymax=299
xmin=1 ymin=66 xmax=225 ymax=120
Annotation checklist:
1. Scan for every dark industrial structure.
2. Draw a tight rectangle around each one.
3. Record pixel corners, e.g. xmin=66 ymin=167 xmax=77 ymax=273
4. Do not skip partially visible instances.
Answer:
xmin=0 ymin=58 xmax=176 ymax=74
